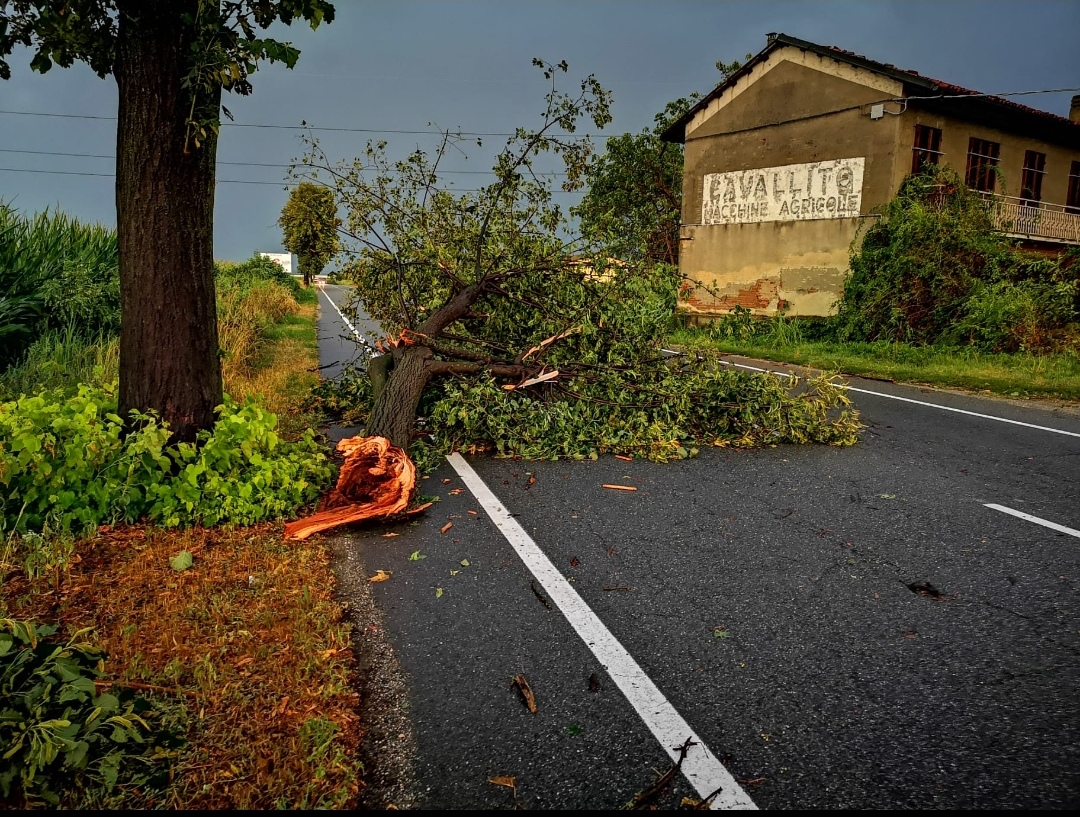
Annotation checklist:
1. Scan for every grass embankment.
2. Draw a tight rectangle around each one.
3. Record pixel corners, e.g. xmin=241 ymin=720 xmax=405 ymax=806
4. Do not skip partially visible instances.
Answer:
xmin=1 ymin=286 xmax=365 ymax=809
xmin=668 ymin=328 xmax=1080 ymax=401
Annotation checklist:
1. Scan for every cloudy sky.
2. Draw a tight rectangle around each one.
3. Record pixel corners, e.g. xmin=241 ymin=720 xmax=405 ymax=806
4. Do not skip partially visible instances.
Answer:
xmin=1 ymin=0 xmax=1077 ymax=263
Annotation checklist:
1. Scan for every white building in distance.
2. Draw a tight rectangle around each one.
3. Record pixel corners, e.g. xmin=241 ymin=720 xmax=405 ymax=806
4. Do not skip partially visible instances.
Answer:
xmin=258 ymin=252 xmax=295 ymax=275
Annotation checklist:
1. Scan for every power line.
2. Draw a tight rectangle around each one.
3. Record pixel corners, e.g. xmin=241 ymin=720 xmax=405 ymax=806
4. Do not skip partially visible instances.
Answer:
xmin=0 ymin=166 xmax=519 ymax=193
xmin=0 ymin=147 xmax=568 ymax=176
xmin=0 ymin=108 xmax=614 ymax=139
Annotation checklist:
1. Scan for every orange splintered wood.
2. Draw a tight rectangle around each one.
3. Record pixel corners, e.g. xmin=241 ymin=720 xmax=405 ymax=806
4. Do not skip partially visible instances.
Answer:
xmin=284 ymin=436 xmax=427 ymax=541
xmin=602 ymin=484 xmax=637 ymax=491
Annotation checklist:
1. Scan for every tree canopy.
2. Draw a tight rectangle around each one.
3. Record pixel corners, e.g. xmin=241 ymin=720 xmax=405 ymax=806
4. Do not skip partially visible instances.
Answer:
xmin=572 ymin=54 xmax=750 ymax=268
xmin=279 ymin=181 xmax=341 ymax=286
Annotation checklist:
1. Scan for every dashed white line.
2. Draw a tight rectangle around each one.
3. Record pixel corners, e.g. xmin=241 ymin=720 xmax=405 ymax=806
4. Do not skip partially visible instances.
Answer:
xmin=446 ymin=452 xmax=757 ymax=811
xmin=983 ymin=504 xmax=1080 ymax=539
xmin=721 ymin=360 xmax=1080 ymax=439
xmin=319 ymin=285 xmax=366 ymax=345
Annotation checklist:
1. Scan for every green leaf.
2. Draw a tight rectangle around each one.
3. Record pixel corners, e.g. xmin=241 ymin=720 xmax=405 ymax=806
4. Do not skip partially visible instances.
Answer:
xmin=460 ymin=558 xmax=470 ymax=567
xmin=435 ymin=587 xmax=444 ymax=598
xmin=169 ymin=550 xmax=193 ymax=572
xmin=408 ymin=550 xmax=425 ymax=561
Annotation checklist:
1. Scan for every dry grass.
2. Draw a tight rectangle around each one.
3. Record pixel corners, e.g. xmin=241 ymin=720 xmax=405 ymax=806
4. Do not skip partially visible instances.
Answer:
xmin=225 ymin=304 xmax=323 ymax=440
xmin=3 ymin=525 xmax=363 ymax=809
xmin=218 ymin=282 xmax=299 ymax=386
xmin=1 ymin=293 xmax=362 ymax=809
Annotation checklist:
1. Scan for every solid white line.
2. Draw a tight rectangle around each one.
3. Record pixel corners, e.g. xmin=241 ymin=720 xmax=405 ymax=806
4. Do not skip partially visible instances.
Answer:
xmin=721 ymin=361 xmax=1080 ymax=439
xmin=984 ymin=504 xmax=1080 ymax=539
xmin=446 ymin=453 xmax=757 ymax=810
xmin=318 ymin=286 xmax=365 ymax=344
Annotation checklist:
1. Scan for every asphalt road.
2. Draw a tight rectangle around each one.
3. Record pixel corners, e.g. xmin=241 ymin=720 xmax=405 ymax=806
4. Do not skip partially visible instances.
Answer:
xmin=316 ymin=286 xmax=1080 ymax=810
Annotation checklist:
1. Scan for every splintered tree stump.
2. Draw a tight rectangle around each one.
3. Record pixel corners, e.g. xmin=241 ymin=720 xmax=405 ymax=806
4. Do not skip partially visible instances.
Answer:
xmin=284 ymin=436 xmax=429 ymax=540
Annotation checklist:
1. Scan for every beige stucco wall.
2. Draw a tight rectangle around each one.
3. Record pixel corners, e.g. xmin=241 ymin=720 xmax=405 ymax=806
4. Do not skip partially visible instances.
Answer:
xmin=679 ymin=54 xmax=904 ymax=318
xmin=895 ymin=110 xmax=1080 ymax=205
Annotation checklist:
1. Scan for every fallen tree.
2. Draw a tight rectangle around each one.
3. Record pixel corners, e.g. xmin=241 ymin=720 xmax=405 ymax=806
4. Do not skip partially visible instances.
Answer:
xmin=296 ymin=60 xmax=862 ymax=468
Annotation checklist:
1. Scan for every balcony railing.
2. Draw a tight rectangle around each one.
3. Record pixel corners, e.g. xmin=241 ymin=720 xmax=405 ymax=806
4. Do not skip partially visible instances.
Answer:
xmin=978 ymin=193 xmax=1080 ymax=245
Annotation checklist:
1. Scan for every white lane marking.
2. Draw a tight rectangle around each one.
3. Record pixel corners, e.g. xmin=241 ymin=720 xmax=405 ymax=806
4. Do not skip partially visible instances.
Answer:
xmin=984 ymin=504 xmax=1080 ymax=539
xmin=318 ymin=286 xmax=364 ymax=343
xmin=447 ymin=452 xmax=757 ymax=810
xmin=721 ymin=361 xmax=1080 ymax=439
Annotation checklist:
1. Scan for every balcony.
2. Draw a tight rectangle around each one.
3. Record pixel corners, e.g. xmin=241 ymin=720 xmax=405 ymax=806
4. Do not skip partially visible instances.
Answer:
xmin=980 ymin=193 xmax=1080 ymax=245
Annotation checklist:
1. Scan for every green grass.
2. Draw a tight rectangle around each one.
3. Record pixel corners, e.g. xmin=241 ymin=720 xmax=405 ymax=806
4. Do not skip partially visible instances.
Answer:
xmin=668 ymin=327 xmax=1080 ymax=401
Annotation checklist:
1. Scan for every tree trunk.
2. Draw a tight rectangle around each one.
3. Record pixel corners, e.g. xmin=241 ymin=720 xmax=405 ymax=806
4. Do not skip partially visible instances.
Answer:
xmin=365 ymin=345 xmax=433 ymax=451
xmin=115 ymin=0 xmax=223 ymax=443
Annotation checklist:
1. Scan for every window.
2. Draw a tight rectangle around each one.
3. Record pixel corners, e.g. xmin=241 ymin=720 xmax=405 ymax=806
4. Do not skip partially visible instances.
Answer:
xmin=1068 ymin=161 xmax=1080 ymax=215
xmin=965 ymin=137 xmax=1000 ymax=192
xmin=911 ymin=125 xmax=943 ymax=174
xmin=1019 ymin=150 xmax=1046 ymax=206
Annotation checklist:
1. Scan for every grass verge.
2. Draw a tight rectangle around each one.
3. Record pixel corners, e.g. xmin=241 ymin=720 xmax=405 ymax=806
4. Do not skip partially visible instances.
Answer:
xmin=668 ymin=328 xmax=1080 ymax=401
xmin=1 ymin=286 xmax=363 ymax=809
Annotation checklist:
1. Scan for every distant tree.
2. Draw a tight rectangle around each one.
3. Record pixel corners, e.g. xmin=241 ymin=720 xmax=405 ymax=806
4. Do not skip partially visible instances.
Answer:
xmin=279 ymin=181 xmax=341 ymax=286
xmin=572 ymin=98 xmax=693 ymax=267
xmin=573 ymin=54 xmax=751 ymax=267
xmin=0 ymin=1 xmax=335 ymax=442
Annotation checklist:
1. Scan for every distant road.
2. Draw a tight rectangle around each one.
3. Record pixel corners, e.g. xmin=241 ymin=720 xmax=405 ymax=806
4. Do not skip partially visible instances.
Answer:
xmin=315 ymin=282 xmax=381 ymax=381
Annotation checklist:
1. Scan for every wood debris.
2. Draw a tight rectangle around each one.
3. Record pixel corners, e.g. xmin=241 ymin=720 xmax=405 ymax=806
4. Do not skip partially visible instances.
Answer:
xmin=489 ymin=775 xmax=517 ymax=793
xmin=284 ymin=436 xmax=429 ymax=540
xmin=511 ymin=674 xmax=537 ymax=713
xmin=602 ymin=484 xmax=637 ymax=491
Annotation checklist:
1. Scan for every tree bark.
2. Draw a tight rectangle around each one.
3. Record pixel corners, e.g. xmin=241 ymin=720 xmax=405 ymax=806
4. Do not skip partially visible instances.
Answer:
xmin=365 ymin=345 xmax=432 ymax=451
xmin=115 ymin=0 xmax=223 ymax=443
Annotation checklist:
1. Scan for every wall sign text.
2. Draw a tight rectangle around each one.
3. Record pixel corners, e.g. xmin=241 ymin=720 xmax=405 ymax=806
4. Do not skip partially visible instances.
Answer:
xmin=702 ymin=158 xmax=865 ymax=225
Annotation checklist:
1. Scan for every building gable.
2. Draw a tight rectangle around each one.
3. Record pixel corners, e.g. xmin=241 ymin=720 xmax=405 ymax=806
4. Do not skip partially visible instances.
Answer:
xmin=686 ymin=46 xmax=903 ymax=142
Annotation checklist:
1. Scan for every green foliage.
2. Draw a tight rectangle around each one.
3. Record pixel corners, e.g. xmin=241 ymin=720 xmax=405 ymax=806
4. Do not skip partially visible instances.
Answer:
xmin=215 ymin=253 xmax=304 ymax=299
xmin=572 ymin=99 xmax=689 ymax=266
xmin=834 ymin=166 xmax=1079 ymax=352
xmin=0 ymin=203 xmax=119 ymax=366
xmin=304 ymin=367 xmax=373 ymax=427
xmin=0 ymin=383 xmax=335 ymax=537
xmin=278 ymin=182 xmax=341 ymax=285
xmin=301 ymin=58 xmax=612 ymax=342
xmin=0 ymin=619 xmax=182 ymax=807
xmin=147 ymin=397 xmax=334 ymax=529
xmin=0 ymin=382 xmax=173 ymax=536
xmin=0 ymin=326 xmax=119 ymax=402
xmin=428 ymin=360 xmax=860 ymax=461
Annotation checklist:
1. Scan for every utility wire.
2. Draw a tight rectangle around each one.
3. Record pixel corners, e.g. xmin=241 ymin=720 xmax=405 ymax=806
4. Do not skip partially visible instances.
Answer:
xmin=0 ymin=147 xmax=569 ymax=176
xmin=1 ymin=85 xmax=1076 ymax=134
xmin=0 ymin=166 xmax=522 ymax=193
xmin=0 ymin=108 xmax=613 ymax=139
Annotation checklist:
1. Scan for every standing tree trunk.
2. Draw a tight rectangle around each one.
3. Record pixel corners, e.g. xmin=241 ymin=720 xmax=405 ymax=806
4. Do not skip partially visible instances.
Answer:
xmin=115 ymin=0 xmax=223 ymax=443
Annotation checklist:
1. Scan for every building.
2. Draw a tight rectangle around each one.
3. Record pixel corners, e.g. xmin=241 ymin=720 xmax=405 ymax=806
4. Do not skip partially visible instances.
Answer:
xmin=258 ymin=251 xmax=295 ymax=276
xmin=660 ymin=33 xmax=1080 ymax=320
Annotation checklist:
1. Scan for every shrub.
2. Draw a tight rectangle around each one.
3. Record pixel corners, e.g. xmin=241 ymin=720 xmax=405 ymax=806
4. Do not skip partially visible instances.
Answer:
xmin=0 ymin=619 xmax=182 ymax=807
xmin=0 ymin=383 xmax=335 ymax=536
xmin=833 ymin=166 xmax=1079 ymax=352
xmin=215 ymin=253 xmax=303 ymax=300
